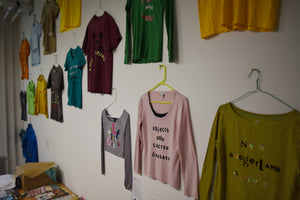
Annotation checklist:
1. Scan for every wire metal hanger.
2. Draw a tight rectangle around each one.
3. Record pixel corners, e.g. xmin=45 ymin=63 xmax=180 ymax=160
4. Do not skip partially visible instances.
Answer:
xmin=149 ymin=64 xmax=174 ymax=104
xmin=231 ymin=68 xmax=295 ymax=110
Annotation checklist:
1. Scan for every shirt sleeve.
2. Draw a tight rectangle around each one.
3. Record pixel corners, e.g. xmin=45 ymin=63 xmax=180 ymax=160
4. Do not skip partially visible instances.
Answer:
xmin=199 ymin=107 xmax=221 ymax=200
xmin=177 ymin=98 xmax=199 ymax=199
xmin=26 ymin=40 xmax=31 ymax=56
xmin=79 ymin=48 xmax=86 ymax=68
xmin=47 ymin=71 xmax=52 ymax=89
xmin=82 ymin=25 xmax=89 ymax=55
xmin=60 ymin=67 xmax=64 ymax=90
xmin=101 ymin=112 xmax=105 ymax=175
xmin=124 ymin=0 xmax=132 ymax=64
xmin=108 ymin=16 xmax=122 ymax=52
xmin=165 ymin=0 xmax=174 ymax=62
xmin=134 ymin=97 xmax=143 ymax=174
xmin=64 ymin=54 xmax=69 ymax=71
xmin=124 ymin=114 xmax=132 ymax=190
xmin=34 ymin=83 xmax=39 ymax=115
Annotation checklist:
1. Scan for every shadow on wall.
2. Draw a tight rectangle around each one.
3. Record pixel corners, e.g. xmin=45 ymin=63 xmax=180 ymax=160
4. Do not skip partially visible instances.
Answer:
xmin=0 ymin=156 xmax=7 ymax=175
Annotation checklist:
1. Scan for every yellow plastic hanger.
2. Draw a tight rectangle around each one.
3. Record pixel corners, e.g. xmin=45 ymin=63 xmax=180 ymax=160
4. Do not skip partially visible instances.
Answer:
xmin=148 ymin=65 xmax=174 ymax=104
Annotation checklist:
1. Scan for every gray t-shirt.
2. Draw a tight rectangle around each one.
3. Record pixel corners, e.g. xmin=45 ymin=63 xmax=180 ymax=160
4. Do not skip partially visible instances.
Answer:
xmin=101 ymin=109 xmax=132 ymax=190
xmin=47 ymin=65 xmax=64 ymax=122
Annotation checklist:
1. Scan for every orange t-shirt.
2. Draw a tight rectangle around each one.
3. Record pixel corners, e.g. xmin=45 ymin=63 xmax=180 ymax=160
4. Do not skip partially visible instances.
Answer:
xmin=19 ymin=39 xmax=30 ymax=79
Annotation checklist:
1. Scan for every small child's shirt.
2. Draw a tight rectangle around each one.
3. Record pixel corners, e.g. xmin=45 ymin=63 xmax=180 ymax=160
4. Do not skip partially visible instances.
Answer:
xmin=101 ymin=109 xmax=132 ymax=190
xmin=20 ymin=91 xmax=27 ymax=121
xmin=56 ymin=0 xmax=81 ymax=32
xmin=26 ymin=81 xmax=36 ymax=115
xmin=19 ymin=38 xmax=30 ymax=79
xmin=41 ymin=0 xmax=60 ymax=54
xmin=47 ymin=65 xmax=64 ymax=122
xmin=34 ymin=75 xmax=48 ymax=118
xmin=30 ymin=22 xmax=42 ymax=66
xmin=64 ymin=46 xmax=86 ymax=109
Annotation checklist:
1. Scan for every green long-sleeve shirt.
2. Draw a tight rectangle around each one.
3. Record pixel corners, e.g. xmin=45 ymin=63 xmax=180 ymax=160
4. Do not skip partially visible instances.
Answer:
xmin=124 ymin=0 xmax=174 ymax=64
xmin=199 ymin=103 xmax=300 ymax=200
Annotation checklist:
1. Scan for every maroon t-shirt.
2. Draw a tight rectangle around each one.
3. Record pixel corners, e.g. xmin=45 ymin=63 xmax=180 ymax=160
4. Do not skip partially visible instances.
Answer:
xmin=82 ymin=12 xmax=121 ymax=94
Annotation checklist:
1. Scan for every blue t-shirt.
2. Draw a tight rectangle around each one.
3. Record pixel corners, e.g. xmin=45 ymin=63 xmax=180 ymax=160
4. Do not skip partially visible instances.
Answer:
xmin=21 ymin=124 xmax=39 ymax=163
xmin=30 ymin=22 xmax=42 ymax=66
xmin=64 ymin=46 xmax=86 ymax=108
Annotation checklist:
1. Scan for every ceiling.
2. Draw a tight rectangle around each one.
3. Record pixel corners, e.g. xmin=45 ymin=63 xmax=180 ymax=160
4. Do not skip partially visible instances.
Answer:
xmin=0 ymin=0 xmax=34 ymax=23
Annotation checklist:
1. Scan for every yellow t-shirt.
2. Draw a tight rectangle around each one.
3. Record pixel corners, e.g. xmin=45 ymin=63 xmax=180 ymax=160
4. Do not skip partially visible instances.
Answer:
xmin=34 ymin=75 xmax=48 ymax=118
xmin=198 ymin=0 xmax=280 ymax=39
xmin=57 ymin=0 xmax=81 ymax=33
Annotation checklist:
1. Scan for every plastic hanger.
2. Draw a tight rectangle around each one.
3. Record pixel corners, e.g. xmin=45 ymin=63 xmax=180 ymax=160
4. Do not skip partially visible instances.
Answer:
xmin=95 ymin=0 xmax=105 ymax=17
xmin=231 ymin=68 xmax=295 ymax=110
xmin=149 ymin=65 xmax=174 ymax=104
xmin=33 ymin=14 xmax=36 ymax=25
xmin=105 ymin=88 xmax=124 ymax=117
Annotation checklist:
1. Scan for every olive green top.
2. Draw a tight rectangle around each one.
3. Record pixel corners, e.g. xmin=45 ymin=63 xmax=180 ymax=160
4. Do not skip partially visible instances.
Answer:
xmin=199 ymin=103 xmax=300 ymax=200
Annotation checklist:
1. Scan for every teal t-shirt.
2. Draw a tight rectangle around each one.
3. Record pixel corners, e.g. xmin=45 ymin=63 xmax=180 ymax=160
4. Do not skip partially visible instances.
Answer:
xmin=125 ymin=0 xmax=174 ymax=63
xmin=64 ymin=46 xmax=86 ymax=109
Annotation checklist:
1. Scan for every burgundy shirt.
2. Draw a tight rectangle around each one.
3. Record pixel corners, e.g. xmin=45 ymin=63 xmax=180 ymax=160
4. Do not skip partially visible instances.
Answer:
xmin=82 ymin=12 xmax=121 ymax=94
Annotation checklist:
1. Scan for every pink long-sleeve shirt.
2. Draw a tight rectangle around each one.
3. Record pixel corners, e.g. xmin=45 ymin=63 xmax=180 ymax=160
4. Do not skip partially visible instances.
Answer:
xmin=134 ymin=90 xmax=199 ymax=199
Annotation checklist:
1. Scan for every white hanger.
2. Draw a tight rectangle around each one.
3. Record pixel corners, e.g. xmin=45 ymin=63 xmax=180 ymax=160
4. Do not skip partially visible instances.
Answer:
xmin=54 ymin=54 xmax=59 ymax=67
xmin=105 ymin=88 xmax=124 ymax=118
xmin=71 ymin=33 xmax=78 ymax=49
xmin=95 ymin=0 xmax=105 ymax=17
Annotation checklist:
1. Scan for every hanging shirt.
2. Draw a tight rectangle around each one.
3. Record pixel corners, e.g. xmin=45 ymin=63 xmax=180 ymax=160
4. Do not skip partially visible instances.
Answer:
xmin=101 ymin=109 xmax=132 ymax=190
xmin=26 ymin=81 xmax=36 ymax=115
xmin=198 ymin=0 xmax=280 ymax=39
xmin=41 ymin=0 xmax=60 ymax=54
xmin=30 ymin=22 xmax=42 ymax=66
xmin=64 ymin=46 xmax=86 ymax=109
xmin=20 ymin=91 xmax=27 ymax=121
xmin=124 ymin=0 xmax=174 ymax=63
xmin=82 ymin=12 xmax=121 ymax=94
xmin=134 ymin=90 xmax=199 ymax=199
xmin=34 ymin=75 xmax=48 ymax=118
xmin=19 ymin=38 xmax=30 ymax=79
xmin=47 ymin=65 xmax=64 ymax=122
xmin=21 ymin=124 xmax=39 ymax=163
xmin=199 ymin=103 xmax=300 ymax=200
xmin=56 ymin=0 xmax=81 ymax=32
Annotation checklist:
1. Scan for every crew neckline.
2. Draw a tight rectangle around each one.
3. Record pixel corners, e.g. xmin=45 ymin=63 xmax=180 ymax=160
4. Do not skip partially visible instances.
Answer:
xmin=147 ymin=90 xmax=177 ymax=119
xmin=227 ymin=102 xmax=298 ymax=126
xmin=94 ymin=11 xmax=107 ymax=19
xmin=104 ymin=108 xmax=125 ymax=123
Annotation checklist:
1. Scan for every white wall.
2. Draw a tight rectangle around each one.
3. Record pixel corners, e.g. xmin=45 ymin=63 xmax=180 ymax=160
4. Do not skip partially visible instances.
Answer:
xmin=16 ymin=0 xmax=300 ymax=199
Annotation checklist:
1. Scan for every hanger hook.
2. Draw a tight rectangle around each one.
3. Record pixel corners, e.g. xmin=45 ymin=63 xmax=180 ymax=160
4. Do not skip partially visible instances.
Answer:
xmin=159 ymin=64 xmax=166 ymax=82
xmin=112 ymin=88 xmax=117 ymax=102
xmin=248 ymin=68 xmax=261 ymax=91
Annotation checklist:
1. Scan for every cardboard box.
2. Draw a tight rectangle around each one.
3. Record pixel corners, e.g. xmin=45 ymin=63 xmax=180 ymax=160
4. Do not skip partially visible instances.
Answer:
xmin=21 ymin=169 xmax=56 ymax=191
xmin=14 ymin=162 xmax=57 ymax=191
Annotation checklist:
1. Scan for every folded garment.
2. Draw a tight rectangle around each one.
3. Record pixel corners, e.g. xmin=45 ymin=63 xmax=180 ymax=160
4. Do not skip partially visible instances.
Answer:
xmin=0 ymin=175 xmax=15 ymax=191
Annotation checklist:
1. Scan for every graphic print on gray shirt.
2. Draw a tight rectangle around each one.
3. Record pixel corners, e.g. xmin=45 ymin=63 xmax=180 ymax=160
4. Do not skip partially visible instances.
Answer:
xmin=47 ymin=65 xmax=64 ymax=122
xmin=101 ymin=109 xmax=132 ymax=190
